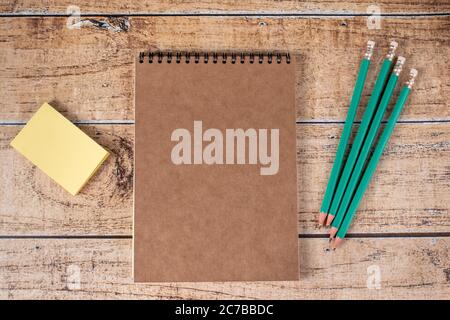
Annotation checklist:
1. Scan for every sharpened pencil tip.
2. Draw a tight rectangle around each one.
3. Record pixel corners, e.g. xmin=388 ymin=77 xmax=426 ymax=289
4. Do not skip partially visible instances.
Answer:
xmin=329 ymin=227 xmax=338 ymax=239
xmin=318 ymin=212 xmax=327 ymax=226
xmin=332 ymin=237 xmax=344 ymax=249
xmin=328 ymin=238 xmax=335 ymax=250
xmin=325 ymin=214 xmax=335 ymax=226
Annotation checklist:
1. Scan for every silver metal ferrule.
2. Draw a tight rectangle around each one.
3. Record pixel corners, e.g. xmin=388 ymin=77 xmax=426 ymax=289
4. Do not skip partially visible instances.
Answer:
xmin=406 ymin=69 xmax=418 ymax=89
xmin=386 ymin=40 xmax=398 ymax=61
xmin=364 ymin=40 xmax=376 ymax=60
xmin=393 ymin=56 xmax=405 ymax=76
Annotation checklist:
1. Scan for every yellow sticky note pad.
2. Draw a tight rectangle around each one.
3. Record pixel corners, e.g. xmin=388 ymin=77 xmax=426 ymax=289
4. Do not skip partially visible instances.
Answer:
xmin=10 ymin=103 xmax=109 ymax=195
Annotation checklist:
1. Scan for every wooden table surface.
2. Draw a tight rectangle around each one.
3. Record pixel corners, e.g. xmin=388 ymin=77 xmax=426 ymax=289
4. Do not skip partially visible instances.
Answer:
xmin=0 ymin=1 xmax=449 ymax=299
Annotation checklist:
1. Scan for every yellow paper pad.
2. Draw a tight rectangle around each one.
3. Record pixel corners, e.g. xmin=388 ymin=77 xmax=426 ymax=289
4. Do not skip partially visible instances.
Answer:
xmin=10 ymin=103 xmax=109 ymax=195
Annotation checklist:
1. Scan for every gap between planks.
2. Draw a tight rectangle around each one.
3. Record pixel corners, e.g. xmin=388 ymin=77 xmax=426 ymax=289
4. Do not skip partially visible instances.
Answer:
xmin=1 ymin=232 xmax=450 ymax=239
xmin=0 ymin=12 xmax=450 ymax=18
xmin=1 ymin=120 xmax=450 ymax=126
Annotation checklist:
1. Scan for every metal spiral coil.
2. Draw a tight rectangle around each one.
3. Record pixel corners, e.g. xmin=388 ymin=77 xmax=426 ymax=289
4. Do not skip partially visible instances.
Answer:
xmin=139 ymin=51 xmax=292 ymax=64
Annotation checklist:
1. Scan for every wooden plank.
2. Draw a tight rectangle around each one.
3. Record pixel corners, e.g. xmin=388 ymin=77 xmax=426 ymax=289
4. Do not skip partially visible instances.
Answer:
xmin=0 ymin=238 xmax=448 ymax=299
xmin=299 ymin=122 xmax=450 ymax=234
xmin=0 ymin=17 xmax=448 ymax=121
xmin=1 ymin=123 xmax=448 ymax=235
xmin=2 ymin=0 xmax=450 ymax=15
xmin=0 ymin=125 xmax=133 ymax=236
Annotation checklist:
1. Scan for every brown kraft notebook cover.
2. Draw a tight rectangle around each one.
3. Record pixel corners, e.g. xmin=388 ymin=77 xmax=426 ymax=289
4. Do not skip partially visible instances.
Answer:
xmin=134 ymin=52 xmax=298 ymax=282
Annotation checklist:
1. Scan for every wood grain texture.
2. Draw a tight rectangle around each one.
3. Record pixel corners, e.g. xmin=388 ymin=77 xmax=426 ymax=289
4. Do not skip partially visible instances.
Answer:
xmin=0 ymin=125 xmax=133 ymax=236
xmin=0 ymin=8 xmax=448 ymax=300
xmin=1 ymin=123 xmax=448 ymax=235
xmin=299 ymin=122 xmax=450 ymax=234
xmin=2 ymin=0 xmax=450 ymax=15
xmin=0 ymin=16 xmax=448 ymax=121
xmin=0 ymin=238 xmax=448 ymax=299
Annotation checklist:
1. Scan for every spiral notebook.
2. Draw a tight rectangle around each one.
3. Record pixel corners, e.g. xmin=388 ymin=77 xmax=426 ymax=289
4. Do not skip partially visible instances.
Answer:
xmin=134 ymin=51 xmax=298 ymax=282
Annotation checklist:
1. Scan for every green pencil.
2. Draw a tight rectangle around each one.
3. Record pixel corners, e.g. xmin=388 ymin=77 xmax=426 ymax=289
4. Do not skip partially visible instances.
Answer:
xmin=326 ymin=40 xmax=398 ymax=226
xmin=332 ymin=69 xmax=418 ymax=248
xmin=329 ymin=57 xmax=406 ymax=238
xmin=318 ymin=40 xmax=375 ymax=226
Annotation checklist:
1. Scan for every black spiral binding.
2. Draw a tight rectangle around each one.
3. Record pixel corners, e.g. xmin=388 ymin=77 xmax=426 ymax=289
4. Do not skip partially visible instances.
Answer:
xmin=139 ymin=51 xmax=291 ymax=64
